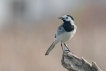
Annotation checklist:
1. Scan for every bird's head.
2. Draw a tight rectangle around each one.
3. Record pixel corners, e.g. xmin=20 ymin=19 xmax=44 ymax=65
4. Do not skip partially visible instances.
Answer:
xmin=59 ymin=15 xmax=74 ymax=23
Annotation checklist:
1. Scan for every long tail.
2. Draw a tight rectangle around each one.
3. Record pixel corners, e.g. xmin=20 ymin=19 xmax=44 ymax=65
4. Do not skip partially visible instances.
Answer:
xmin=45 ymin=42 xmax=55 ymax=55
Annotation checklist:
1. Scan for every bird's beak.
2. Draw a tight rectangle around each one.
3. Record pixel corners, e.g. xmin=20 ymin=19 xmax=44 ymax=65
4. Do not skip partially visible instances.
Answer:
xmin=58 ymin=17 xmax=63 ymax=19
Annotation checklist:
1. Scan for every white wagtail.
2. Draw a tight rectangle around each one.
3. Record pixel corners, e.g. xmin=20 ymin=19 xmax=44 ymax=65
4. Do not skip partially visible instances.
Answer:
xmin=45 ymin=15 xmax=77 ymax=55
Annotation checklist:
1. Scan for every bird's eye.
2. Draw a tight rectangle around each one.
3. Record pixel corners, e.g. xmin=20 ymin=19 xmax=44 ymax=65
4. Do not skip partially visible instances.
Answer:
xmin=66 ymin=17 xmax=68 ymax=19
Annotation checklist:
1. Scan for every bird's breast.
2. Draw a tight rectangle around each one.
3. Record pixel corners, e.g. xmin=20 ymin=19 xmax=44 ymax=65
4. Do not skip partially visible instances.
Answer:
xmin=61 ymin=31 xmax=75 ymax=42
xmin=63 ymin=23 xmax=74 ymax=32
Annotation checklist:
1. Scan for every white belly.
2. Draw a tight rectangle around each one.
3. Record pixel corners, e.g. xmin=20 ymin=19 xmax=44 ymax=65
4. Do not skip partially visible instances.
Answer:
xmin=55 ymin=29 xmax=76 ymax=43
xmin=54 ymin=25 xmax=77 ymax=44
xmin=61 ymin=31 xmax=75 ymax=42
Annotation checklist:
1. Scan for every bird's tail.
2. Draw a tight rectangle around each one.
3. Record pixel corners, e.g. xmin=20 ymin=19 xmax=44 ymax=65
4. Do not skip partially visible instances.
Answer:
xmin=45 ymin=42 xmax=55 ymax=55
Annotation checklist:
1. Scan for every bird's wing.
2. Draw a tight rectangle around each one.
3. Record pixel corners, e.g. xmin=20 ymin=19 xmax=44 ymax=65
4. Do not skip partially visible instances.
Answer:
xmin=55 ymin=24 xmax=65 ymax=38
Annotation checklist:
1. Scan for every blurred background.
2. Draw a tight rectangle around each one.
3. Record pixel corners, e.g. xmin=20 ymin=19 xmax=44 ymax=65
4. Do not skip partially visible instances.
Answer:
xmin=0 ymin=0 xmax=106 ymax=71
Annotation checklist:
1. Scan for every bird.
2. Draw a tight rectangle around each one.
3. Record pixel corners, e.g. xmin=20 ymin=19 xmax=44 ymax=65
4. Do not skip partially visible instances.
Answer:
xmin=45 ymin=15 xmax=77 ymax=55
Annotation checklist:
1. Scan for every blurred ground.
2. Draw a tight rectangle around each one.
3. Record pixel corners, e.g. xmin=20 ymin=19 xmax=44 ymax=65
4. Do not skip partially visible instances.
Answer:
xmin=0 ymin=0 xmax=106 ymax=71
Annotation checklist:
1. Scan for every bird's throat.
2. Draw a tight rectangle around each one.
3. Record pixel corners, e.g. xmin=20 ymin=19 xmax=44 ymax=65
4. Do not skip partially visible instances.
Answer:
xmin=63 ymin=22 xmax=74 ymax=32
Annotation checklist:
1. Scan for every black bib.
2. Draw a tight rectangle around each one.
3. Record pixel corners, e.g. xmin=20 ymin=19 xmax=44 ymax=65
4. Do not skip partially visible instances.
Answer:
xmin=63 ymin=22 xmax=74 ymax=32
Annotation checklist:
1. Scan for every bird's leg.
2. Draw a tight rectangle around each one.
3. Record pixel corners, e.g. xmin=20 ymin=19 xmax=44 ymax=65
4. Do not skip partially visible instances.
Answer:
xmin=64 ymin=43 xmax=71 ymax=52
xmin=64 ymin=43 xmax=67 ymax=47
xmin=61 ymin=42 xmax=65 ymax=61
xmin=61 ymin=42 xmax=63 ymax=50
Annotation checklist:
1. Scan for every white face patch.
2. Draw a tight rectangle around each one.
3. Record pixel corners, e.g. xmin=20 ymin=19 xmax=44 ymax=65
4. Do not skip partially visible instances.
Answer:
xmin=62 ymin=15 xmax=72 ymax=22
